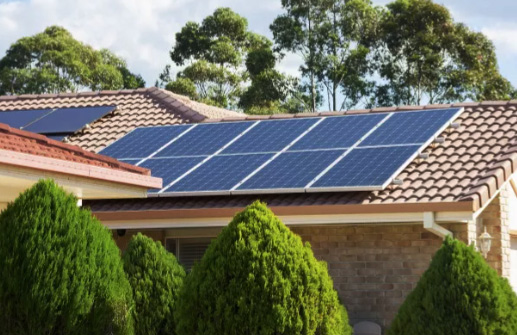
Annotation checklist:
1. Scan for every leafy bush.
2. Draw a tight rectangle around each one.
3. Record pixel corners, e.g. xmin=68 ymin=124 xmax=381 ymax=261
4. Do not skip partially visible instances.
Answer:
xmin=175 ymin=200 xmax=351 ymax=335
xmin=389 ymin=236 xmax=517 ymax=335
xmin=0 ymin=179 xmax=134 ymax=335
xmin=123 ymin=233 xmax=185 ymax=335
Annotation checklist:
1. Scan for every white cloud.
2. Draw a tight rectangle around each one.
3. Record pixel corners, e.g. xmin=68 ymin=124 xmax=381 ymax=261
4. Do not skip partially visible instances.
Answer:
xmin=0 ymin=0 xmax=285 ymax=86
xmin=482 ymin=26 xmax=517 ymax=54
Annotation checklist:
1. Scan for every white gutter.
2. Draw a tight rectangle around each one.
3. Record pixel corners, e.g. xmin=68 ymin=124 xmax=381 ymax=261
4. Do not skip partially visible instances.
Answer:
xmin=423 ymin=212 xmax=453 ymax=239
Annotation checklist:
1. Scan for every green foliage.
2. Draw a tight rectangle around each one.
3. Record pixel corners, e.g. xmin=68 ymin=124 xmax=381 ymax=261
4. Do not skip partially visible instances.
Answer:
xmin=123 ymin=233 xmax=186 ymax=335
xmin=0 ymin=26 xmax=144 ymax=95
xmin=0 ymin=179 xmax=133 ymax=335
xmin=272 ymin=0 xmax=380 ymax=111
xmin=389 ymin=237 xmax=517 ymax=335
xmin=175 ymin=201 xmax=351 ymax=335
xmin=371 ymin=0 xmax=515 ymax=106
xmin=162 ymin=8 xmax=301 ymax=111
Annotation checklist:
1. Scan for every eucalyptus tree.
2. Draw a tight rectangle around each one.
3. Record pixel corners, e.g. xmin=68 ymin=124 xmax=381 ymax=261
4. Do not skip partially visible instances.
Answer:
xmin=0 ymin=26 xmax=144 ymax=95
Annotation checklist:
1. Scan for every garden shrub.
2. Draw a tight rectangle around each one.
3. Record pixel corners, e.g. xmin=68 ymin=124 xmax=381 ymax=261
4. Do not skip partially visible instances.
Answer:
xmin=175 ymin=200 xmax=351 ymax=335
xmin=0 ymin=179 xmax=134 ymax=335
xmin=389 ymin=236 xmax=517 ymax=335
xmin=123 ymin=233 xmax=185 ymax=335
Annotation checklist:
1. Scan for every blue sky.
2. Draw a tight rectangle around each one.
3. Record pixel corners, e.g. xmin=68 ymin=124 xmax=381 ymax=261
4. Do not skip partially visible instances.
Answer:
xmin=0 ymin=0 xmax=515 ymax=102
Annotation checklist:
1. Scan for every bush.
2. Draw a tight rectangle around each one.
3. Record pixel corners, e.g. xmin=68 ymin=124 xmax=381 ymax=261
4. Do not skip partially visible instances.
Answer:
xmin=389 ymin=236 xmax=517 ymax=335
xmin=123 ymin=233 xmax=186 ymax=335
xmin=175 ymin=201 xmax=351 ymax=335
xmin=0 ymin=180 xmax=134 ymax=335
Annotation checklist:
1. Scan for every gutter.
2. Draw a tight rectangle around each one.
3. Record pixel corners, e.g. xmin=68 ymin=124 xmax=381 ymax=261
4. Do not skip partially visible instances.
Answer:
xmin=423 ymin=212 xmax=453 ymax=239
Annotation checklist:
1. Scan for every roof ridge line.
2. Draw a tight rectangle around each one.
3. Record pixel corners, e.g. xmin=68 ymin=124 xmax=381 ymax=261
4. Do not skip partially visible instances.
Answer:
xmin=0 ymin=87 xmax=157 ymax=101
xmin=203 ymin=101 xmax=517 ymax=123
xmin=0 ymin=122 xmax=150 ymax=176
xmin=146 ymin=88 xmax=208 ymax=122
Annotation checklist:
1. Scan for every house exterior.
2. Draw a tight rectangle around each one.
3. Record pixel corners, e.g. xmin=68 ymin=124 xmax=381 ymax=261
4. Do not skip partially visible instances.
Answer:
xmin=0 ymin=89 xmax=516 ymax=332
xmin=0 ymin=121 xmax=161 ymax=206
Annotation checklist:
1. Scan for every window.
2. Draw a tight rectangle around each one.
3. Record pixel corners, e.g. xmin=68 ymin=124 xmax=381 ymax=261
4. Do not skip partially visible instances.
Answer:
xmin=166 ymin=237 xmax=213 ymax=270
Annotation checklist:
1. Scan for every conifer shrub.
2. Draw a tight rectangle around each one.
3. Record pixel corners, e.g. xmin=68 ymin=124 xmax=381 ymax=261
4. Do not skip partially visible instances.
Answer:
xmin=0 ymin=179 xmax=134 ymax=335
xmin=389 ymin=236 xmax=517 ymax=335
xmin=123 ymin=233 xmax=185 ymax=335
xmin=175 ymin=200 xmax=351 ymax=335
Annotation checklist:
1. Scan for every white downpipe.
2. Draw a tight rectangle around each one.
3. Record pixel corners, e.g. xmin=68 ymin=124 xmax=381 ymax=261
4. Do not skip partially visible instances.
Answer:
xmin=423 ymin=212 xmax=453 ymax=239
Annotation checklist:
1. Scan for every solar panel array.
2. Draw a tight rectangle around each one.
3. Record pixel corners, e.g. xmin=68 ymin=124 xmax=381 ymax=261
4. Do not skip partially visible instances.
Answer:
xmin=100 ymin=108 xmax=463 ymax=196
xmin=0 ymin=106 xmax=115 ymax=140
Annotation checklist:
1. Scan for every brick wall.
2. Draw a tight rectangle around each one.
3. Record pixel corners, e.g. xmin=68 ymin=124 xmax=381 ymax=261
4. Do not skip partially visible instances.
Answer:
xmin=480 ymin=185 xmax=511 ymax=277
xmin=291 ymin=223 xmax=467 ymax=331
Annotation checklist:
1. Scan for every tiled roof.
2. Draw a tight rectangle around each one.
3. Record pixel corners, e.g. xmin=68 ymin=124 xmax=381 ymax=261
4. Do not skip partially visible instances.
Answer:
xmin=0 ymin=122 xmax=149 ymax=175
xmin=0 ymin=87 xmax=242 ymax=153
xmin=87 ymin=101 xmax=517 ymax=213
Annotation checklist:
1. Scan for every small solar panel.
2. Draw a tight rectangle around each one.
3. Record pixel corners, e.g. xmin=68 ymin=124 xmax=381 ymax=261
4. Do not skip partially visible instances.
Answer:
xmin=290 ymin=114 xmax=385 ymax=151
xmin=236 ymin=150 xmax=343 ymax=191
xmin=156 ymin=122 xmax=254 ymax=158
xmin=0 ymin=109 xmax=52 ymax=129
xmin=24 ymin=106 xmax=115 ymax=134
xmin=139 ymin=157 xmax=205 ymax=193
xmin=99 ymin=125 xmax=192 ymax=159
xmin=165 ymin=153 xmax=273 ymax=193
xmin=222 ymin=118 xmax=318 ymax=154
xmin=311 ymin=146 xmax=420 ymax=189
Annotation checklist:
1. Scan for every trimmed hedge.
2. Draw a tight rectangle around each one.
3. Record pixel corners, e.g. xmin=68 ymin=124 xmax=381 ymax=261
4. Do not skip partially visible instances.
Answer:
xmin=389 ymin=236 xmax=517 ymax=335
xmin=175 ymin=200 xmax=351 ymax=335
xmin=123 ymin=233 xmax=185 ymax=335
xmin=0 ymin=180 xmax=134 ymax=335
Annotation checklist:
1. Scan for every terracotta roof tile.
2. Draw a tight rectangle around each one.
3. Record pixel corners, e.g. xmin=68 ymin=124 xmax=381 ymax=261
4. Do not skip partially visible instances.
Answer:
xmin=0 ymin=123 xmax=148 ymax=175
xmin=85 ymin=101 xmax=517 ymax=213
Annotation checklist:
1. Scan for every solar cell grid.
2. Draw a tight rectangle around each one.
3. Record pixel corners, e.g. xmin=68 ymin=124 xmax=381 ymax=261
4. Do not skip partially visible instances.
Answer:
xmin=139 ymin=157 xmax=205 ymax=193
xmin=359 ymin=109 xmax=458 ymax=147
xmin=156 ymin=121 xmax=255 ymax=158
xmin=290 ymin=114 xmax=385 ymax=151
xmin=236 ymin=150 xmax=344 ymax=191
xmin=222 ymin=118 xmax=318 ymax=154
xmin=99 ymin=125 xmax=192 ymax=159
xmin=311 ymin=145 xmax=420 ymax=189
xmin=164 ymin=153 xmax=273 ymax=193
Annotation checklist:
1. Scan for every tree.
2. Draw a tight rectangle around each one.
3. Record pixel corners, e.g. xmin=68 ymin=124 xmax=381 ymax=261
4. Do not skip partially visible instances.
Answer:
xmin=123 ymin=233 xmax=186 ymax=335
xmin=389 ymin=237 xmax=517 ymax=335
xmin=0 ymin=26 xmax=145 ymax=95
xmin=271 ymin=0 xmax=379 ymax=111
xmin=163 ymin=8 xmax=277 ymax=109
xmin=371 ymin=0 xmax=515 ymax=106
xmin=239 ymin=47 xmax=307 ymax=114
xmin=175 ymin=201 xmax=351 ymax=335
xmin=0 ymin=179 xmax=133 ymax=335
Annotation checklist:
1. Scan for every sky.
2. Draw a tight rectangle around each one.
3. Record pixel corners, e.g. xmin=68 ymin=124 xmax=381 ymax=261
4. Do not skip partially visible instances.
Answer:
xmin=0 ymin=0 xmax=515 ymax=96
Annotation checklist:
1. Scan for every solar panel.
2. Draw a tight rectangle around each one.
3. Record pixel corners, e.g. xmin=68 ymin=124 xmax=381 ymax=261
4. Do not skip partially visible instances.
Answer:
xmin=359 ymin=108 xmax=459 ymax=146
xmin=164 ymin=154 xmax=273 ymax=193
xmin=100 ymin=107 xmax=463 ymax=196
xmin=155 ymin=122 xmax=254 ymax=158
xmin=222 ymin=118 xmax=318 ymax=154
xmin=24 ymin=106 xmax=115 ymax=134
xmin=310 ymin=146 xmax=420 ymax=190
xmin=99 ymin=125 xmax=193 ymax=159
xmin=46 ymin=134 xmax=67 ymax=141
xmin=0 ymin=109 xmax=52 ymax=129
xmin=139 ymin=157 xmax=205 ymax=193
xmin=290 ymin=114 xmax=385 ymax=151
xmin=235 ymin=150 xmax=343 ymax=192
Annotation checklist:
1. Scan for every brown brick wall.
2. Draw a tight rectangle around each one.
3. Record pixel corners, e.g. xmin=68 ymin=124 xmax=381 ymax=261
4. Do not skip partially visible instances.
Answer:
xmin=291 ymin=223 xmax=467 ymax=331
